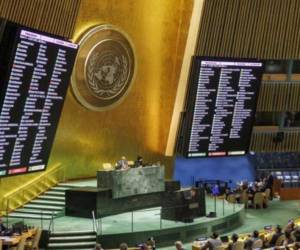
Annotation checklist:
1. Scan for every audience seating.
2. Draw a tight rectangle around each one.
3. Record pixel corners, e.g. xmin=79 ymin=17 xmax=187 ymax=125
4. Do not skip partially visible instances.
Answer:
xmin=251 ymin=152 xmax=300 ymax=189
xmin=275 ymin=234 xmax=286 ymax=246
xmin=240 ymin=191 xmax=248 ymax=209
xmin=192 ymin=218 xmax=300 ymax=250
xmin=252 ymin=238 xmax=263 ymax=249
xmin=26 ymin=228 xmax=42 ymax=250
xmin=232 ymin=241 xmax=244 ymax=250
xmin=10 ymin=235 xmax=26 ymax=250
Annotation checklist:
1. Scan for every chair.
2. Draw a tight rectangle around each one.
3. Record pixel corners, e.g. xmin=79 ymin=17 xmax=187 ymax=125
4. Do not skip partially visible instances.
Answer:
xmin=0 ymin=239 xmax=2 ymax=250
xmin=27 ymin=228 xmax=42 ymax=250
xmin=10 ymin=236 xmax=27 ymax=250
xmin=240 ymin=190 xmax=249 ymax=209
xmin=227 ymin=194 xmax=236 ymax=203
xmin=275 ymin=234 xmax=285 ymax=246
xmin=253 ymin=192 xmax=264 ymax=209
xmin=252 ymin=238 xmax=263 ymax=249
xmin=232 ymin=241 xmax=244 ymax=250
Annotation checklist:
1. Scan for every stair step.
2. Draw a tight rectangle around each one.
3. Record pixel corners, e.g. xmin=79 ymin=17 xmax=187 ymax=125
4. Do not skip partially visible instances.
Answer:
xmin=13 ymin=208 xmax=58 ymax=216
xmin=45 ymin=191 xmax=66 ymax=197
xmin=48 ymin=241 xmax=96 ymax=248
xmin=50 ymin=235 xmax=96 ymax=242
xmin=51 ymin=187 xmax=70 ymax=192
xmin=51 ymin=231 xmax=96 ymax=237
xmin=39 ymin=195 xmax=65 ymax=201
xmin=24 ymin=204 xmax=64 ymax=211
xmin=7 ymin=212 xmax=52 ymax=220
xmin=57 ymin=183 xmax=78 ymax=188
xmin=31 ymin=199 xmax=65 ymax=206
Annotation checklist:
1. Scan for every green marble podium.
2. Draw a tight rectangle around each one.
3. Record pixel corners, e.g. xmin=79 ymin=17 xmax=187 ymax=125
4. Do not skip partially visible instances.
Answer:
xmin=97 ymin=165 xmax=165 ymax=198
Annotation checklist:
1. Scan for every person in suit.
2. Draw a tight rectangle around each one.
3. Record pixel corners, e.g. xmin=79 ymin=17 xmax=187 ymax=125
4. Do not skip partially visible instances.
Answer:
xmin=201 ymin=232 xmax=222 ymax=250
xmin=0 ymin=217 xmax=6 ymax=232
xmin=244 ymin=230 xmax=262 ymax=250
xmin=134 ymin=156 xmax=143 ymax=168
xmin=266 ymin=225 xmax=283 ymax=247
xmin=116 ymin=156 xmax=129 ymax=170
xmin=265 ymin=173 xmax=274 ymax=199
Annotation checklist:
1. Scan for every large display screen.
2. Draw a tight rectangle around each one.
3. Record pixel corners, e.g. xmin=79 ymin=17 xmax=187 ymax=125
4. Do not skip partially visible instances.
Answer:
xmin=0 ymin=20 xmax=78 ymax=177
xmin=180 ymin=57 xmax=263 ymax=158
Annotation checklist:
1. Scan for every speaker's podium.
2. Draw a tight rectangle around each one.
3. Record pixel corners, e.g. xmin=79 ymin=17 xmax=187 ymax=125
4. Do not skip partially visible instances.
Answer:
xmin=65 ymin=164 xmax=166 ymax=218
xmin=161 ymin=188 xmax=206 ymax=222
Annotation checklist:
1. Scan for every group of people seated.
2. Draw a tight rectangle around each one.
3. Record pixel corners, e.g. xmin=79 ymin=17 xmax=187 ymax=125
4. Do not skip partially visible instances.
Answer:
xmin=115 ymin=156 xmax=145 ymax=170
xmin=94 ymin=237 xmax=156 ymax=250
xmin=0 ymin=216 xmax=40 ymax=250
xmin=194 ymin=219 xmax=300 ymax=249
xmin=224 ymin=174 xmax=274 ymax=207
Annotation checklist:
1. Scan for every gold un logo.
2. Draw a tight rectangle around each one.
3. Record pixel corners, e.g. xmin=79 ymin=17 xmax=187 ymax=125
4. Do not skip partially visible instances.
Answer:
xmin=71 ymin=24 xmax=136 ymax=111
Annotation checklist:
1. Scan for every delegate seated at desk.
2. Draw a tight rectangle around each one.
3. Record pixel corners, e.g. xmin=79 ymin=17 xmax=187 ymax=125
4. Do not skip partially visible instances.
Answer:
xmin=116 ymin=156 xmax=129 ymax=170
xmin=134 ymin=156 xmax=143 ymax=168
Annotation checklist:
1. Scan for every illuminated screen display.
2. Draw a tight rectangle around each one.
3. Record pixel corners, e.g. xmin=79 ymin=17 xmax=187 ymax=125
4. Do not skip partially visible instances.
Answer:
xmin=0 ymin=20 xmax=78 ymax=177
xmin=181 ymin=57 xmax=263 ymax=158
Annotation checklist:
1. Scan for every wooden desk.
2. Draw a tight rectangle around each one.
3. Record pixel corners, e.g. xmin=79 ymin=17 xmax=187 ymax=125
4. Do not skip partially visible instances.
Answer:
xmin=279 ymin=187 xmax=300 ymax=200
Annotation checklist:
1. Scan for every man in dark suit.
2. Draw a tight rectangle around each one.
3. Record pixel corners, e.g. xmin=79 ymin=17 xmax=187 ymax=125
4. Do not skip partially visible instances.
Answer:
xmin=134 ymin=156 xmax=143 ymax=168
xmin=267 ymin=225 xmax=283 ymax=247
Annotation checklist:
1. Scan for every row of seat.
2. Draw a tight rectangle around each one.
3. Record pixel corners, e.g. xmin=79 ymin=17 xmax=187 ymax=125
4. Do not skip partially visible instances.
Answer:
xmin=250 ymin=152 xmax=300 ymax=170
xmin=226 ymin=189 xmax=270 ymax=209
xmin=193 ymin=218 xmax=300 ymax=250
xmin=2 ymin=227 xmax=42 ymax=250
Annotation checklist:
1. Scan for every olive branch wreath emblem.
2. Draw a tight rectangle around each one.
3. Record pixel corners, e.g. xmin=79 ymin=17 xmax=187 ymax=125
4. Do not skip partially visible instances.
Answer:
xmin=87 ymin=51 xmax=129 ymax=99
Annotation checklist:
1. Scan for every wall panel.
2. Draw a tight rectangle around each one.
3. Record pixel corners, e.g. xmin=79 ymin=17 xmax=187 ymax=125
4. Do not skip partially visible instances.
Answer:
xmin=196 ymin=0 xmax=300 ymax=59
xmin=250 ymin=129 xmax=300 ymax=152
xmin=0 ymin=0 xmax=80 ymax=38
xmin=48 ymin=0 xmax=194 ymax=180
xmin=257 ymin=82 xmax=300 ymax=112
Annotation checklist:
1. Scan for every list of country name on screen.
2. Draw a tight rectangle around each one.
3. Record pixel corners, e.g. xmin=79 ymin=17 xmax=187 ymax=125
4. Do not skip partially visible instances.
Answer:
xmin=186 ymin=58 xmax=263 ymax=158
xmin=0 ymin=29 xmax=78 ymax=176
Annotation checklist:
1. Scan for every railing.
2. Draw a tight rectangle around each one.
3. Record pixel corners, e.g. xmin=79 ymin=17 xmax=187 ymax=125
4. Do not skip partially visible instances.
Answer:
xmin=93 ymin=197 xmax=243 ymax=235
xmin=0 ymin=209 xmax=57 ymax=235
xmin=1 ymin=163 xmax=65 ymax=214
xmin=92 ymin=210 xmax=99 ymax=234
xmin=48 ymin=211 xmax=55 ymax=232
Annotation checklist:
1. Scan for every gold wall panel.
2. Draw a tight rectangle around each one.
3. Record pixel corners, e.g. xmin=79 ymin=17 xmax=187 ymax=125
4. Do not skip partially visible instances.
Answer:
xmin=257 ymin=82 xmax=300 ymax=112
xmin=196 ymin=0 xmax=300 ymax=59
xmin=47 ymin=0 xmax=194 ymax=179
xmin=0 ymin=0 xmax=81 ymax=198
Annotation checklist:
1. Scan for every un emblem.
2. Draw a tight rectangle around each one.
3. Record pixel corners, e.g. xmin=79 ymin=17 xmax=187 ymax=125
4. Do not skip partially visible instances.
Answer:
xmin=71 ymin=25 xmax=136 ymax=111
